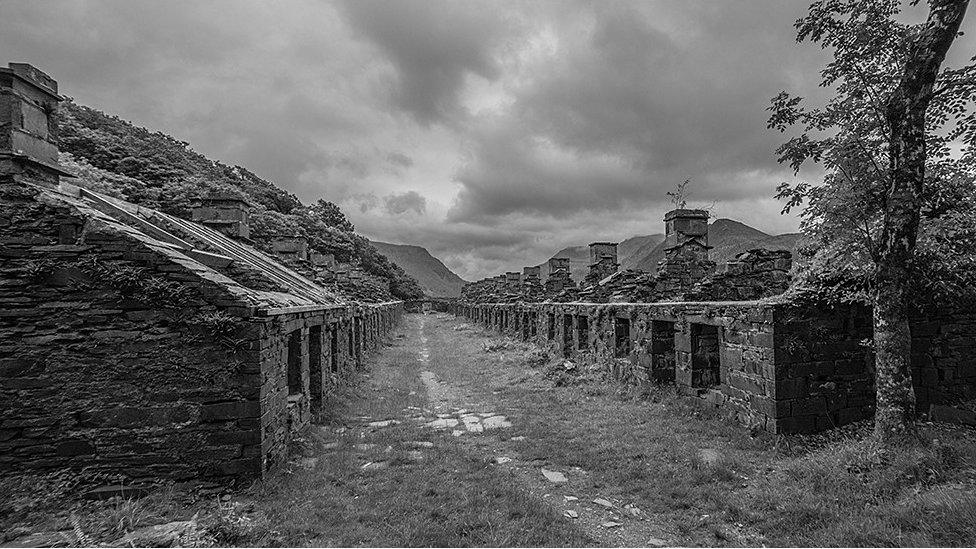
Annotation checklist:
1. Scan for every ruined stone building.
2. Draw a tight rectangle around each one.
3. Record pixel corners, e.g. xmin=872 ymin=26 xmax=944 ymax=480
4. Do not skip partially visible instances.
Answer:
xmin=0 ymin=63 xmax=402 ymax=481
xmin=454 ymin=208 xmax=976 ymax=434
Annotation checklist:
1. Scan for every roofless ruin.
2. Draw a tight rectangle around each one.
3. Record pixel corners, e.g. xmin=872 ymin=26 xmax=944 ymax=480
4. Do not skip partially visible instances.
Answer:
xmin=0 ymin=63 xmax=403 ymax=481
xmin=450 ymin=209 xmax=976 ymax=434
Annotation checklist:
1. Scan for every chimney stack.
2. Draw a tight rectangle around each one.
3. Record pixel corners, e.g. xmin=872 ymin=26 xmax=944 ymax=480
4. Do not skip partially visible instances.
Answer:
xmin=192 ymin=193 xmax=251 ymax=239
xmin=271 ymin=236 xmax=309 ymax=262
xmin=0 ymin=63 xmax=72 ymax=186
xmin=587 ymin=242 xmax=618 ymax=282
xmin=663 ymin=209 xmax=710 ymax=262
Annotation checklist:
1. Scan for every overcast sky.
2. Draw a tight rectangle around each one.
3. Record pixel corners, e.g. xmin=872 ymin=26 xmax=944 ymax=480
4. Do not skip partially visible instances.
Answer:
xmin=3 ymin=1 xmax=973 ymax=280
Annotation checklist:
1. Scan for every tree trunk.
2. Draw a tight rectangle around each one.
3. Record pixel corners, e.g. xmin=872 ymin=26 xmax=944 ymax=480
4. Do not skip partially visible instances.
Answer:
xmin=874 ymin=0 xmax=969 ymax=444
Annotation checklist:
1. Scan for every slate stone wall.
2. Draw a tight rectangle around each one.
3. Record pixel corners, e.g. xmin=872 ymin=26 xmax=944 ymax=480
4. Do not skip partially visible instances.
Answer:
xmin=0 ymin=180 xmax=404 ymax=480
xmin=910 ymin=312 xmax=976 ymax=412
xmin=454 ymin=300 xmax=976 ymax=434
xmin=0 ymin=180 xmax=264 ymax=480
xmin=771 ymin=303 xmax=875 ymax=433
xmin=458 ymin=301 xmax=783 ymax=432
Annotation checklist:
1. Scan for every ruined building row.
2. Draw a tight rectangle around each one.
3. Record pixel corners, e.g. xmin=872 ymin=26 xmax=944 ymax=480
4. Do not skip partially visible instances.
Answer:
xmin=0 ymin=63 xmax=403 ymax=481
xmin=451 ymin=203 xmax=976 ymax=434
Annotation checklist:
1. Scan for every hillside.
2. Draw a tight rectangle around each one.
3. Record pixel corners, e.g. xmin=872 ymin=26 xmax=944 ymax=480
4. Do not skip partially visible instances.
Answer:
xmin=57 ymin=101 xmax=423 ymax=301
xmin=371 ymin=241 xmax=466 ymax=298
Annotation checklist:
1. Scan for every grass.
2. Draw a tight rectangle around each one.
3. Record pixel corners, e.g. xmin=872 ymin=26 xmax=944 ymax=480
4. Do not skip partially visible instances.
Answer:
xmin=418 ymin=314 xmax=976 ymax=546
xmin=237 ymin=428 xmax=596 ymax=547
xmin=737 ymin=431 xmax=976 ymax=546
xmin=3 ymin=312 xmax=975 ymax=547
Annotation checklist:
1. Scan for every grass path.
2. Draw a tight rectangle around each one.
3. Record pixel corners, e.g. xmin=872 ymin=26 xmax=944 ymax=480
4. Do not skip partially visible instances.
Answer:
xmin=250 ymin=312 xmax=772 ymax=546
xmin=4 ymin=311 xmax=975 ymax=547
xmin=239 ymin=311 xmax=976 ymax=547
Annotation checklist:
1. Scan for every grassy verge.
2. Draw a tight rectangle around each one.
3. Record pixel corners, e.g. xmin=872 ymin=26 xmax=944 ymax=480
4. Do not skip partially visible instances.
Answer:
xmin=488 ymin=324 xmax=976 ymax=546
xmin=3 ymin=313 xmax=975 ymax=547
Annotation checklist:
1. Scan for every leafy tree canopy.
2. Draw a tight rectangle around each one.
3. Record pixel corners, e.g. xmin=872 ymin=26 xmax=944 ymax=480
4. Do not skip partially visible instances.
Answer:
xmin=769 ymin=0 xmax=976 ymax=312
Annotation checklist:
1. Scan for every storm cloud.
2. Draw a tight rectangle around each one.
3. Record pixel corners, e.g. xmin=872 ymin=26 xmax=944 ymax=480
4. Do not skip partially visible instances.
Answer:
xmin=384 ymin=191 xmax=427 ymax=215
xmin=3 ymin=1 xmax=972 ymax=280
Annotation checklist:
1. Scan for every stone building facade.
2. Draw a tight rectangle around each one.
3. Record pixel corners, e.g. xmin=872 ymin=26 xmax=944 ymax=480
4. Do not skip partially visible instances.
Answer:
xmin=0 ymin=64 xmax=403 ymax=481
xmin=453 ymin=208 xmax=976 ymax=434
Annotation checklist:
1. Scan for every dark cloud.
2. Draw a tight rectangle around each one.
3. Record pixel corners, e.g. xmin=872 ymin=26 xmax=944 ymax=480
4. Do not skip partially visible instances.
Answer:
xmin=386 ymin=152 xmax=414 ymax=168
xmin=337 ymin=0 xmax=508 ymax=125
xmin=448 ymin=1 xmax=830 ymax=224
xmin=5 ymin=0 xmax=972 ymax=279
xmin=384 ymin=191 xmax=427 ymax=215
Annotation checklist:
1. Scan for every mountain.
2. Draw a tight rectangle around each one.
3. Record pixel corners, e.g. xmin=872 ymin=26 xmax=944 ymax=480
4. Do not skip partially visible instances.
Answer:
xmin=56 ymin=100 xmax=424 ymax=300
xmin=537 ymin=234 xmax=665 ymax=282
xmin=632 ymin=219 xmax=801 ymax=272
xmin=618 ymin=234 xmax=666 ymax=271
xmin=371 ymin=242 xmax=466 ymax=298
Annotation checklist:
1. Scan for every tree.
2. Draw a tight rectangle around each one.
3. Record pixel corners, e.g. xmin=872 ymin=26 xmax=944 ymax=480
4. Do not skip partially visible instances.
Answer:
xmin=667 ymin=178 xmax=692 ymax=209
xmin=769 ymin=0 xmax=973 ymax=443
xmin=302 ymin=199 xmax=355 ymax=233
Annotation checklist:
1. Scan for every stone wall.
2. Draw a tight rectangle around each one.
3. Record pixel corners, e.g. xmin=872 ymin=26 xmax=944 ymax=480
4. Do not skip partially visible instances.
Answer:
xmin=0 ymin=180 xmax=403 ymax=481
xmin=911 ymin=312 xmax=976 ymax=411
xmin=456 ymin=301 xmax=785 ymax=432
xmin=252 ymin=303 xmax=401 ymax=473
xmin=450 ymin=299 xmax=976 ymax=434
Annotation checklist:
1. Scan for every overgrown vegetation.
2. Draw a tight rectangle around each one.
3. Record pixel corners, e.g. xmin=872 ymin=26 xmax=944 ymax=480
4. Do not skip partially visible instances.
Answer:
xmin=58 ymin=101 xmax=424 ymax=301
xmin=768 ymin=0 xmax=974 ymax=441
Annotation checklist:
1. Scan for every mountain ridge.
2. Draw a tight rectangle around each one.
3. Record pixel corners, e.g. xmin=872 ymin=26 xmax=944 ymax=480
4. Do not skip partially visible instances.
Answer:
xmin=371 ymin=241 xmax=467 ymax=298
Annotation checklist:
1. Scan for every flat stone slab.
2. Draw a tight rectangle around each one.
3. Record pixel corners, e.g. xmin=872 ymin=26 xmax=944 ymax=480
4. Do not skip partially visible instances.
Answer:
xmin=541 ymin=469 xmax=568 ymax=483
xmin=482 ymin=415 xmax=512 ymax=429
xmin=368 ymin=419 xmax=400 ymax=428
xmin=698 ymin=448 xmax=721 ymax=466
xmin=361 ymin=461 xmax=389 ymax=471
xmin=428 ymin=418 xmax=460 ymax=429
xmin=461 ymin=414 xmax=485 ymax=432
xmin=593 ymin=498 xmax=614 ymax=508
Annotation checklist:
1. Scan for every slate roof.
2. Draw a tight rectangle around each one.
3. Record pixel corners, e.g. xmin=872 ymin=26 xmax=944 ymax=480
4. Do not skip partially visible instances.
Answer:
xmin=36 ymin=181 xmax=345 ymax=315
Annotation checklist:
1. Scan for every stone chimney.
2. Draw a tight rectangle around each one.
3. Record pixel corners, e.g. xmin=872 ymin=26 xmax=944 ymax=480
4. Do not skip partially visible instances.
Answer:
xmin=663 ymin=209 xmax=710 ymax=262
xmin=271 ymin=236 xmax=308 ymax=262
xmin=310 ymin=252 xmax=335 ymax=268
xmin=0 ymin=63 xmax=72 ymax=186
xmin=192 ymin=193 xmax=251 ymax=239
xmin=548 ymin=257 xmax=570 ymax=275
xmin=587 ymin=242 xmax=618 ymax=282
xmin=545 ymin=257 xmax=575 ymax=294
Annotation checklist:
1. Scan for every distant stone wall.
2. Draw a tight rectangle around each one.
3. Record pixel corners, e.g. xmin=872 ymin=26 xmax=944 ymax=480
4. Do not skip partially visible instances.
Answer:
xmin=456 ymin=301 xmax=789 ymax=432
xmin=0 ymin=181 xmax=403 ymax=481
xmin=454 ymin=299 xmax=976 ymax=433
